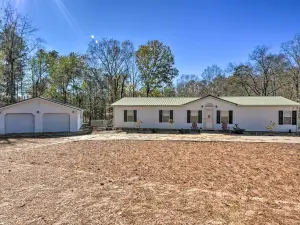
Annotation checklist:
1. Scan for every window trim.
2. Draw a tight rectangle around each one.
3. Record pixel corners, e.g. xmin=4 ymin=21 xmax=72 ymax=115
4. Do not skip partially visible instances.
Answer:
xmin=187 ymin=110 xmax=203 ymax=124
xmin=220 ymin=110 xmax=229 ymax=124
xmin=126 ymin=110 xmax=135 ymax=122
xmin=159 ymin=110 xmax=173 ymax=123
xmin=190 ymin=110 xmax=198 ymax=123
xmin=283 ymin=110 xmax=292 ymax=125
xmin=162 ymin=110 xmax=170 ymax=123
xmin=124 ymin=110 xmax=137 ymax=122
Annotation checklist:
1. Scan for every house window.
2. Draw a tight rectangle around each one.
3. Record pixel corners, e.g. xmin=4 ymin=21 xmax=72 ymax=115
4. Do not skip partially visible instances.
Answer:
xmin=162 ymin=110 xmax=170 ymax=122
xmin=221 ymin=111 xmax=229 ymax=123
xmin=127 ymin=110 xmax=135 ymax=122
xmin=283 ymin=111 xmax=292 ymax=124
xmin=191 ymin=111 xmax=198 ymax=123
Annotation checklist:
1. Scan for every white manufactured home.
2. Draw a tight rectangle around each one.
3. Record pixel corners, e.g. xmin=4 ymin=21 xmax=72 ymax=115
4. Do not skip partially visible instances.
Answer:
xmin=112 ymin=95 xmax=300 ymax=132
xmin=0 ymin=97 xmax=83 ymax=134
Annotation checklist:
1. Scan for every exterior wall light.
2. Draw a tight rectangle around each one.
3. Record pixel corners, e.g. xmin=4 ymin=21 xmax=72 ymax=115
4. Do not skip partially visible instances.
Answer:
xmin=215 ymin=105 xmax=218 ymax=108
xmin=37 ymin=111 xmax=40 ymax=114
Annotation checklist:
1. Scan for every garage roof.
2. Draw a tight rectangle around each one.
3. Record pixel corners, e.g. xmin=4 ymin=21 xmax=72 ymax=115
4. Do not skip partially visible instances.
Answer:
xmin=0 ymin=97 xmax=84 ymax=111
xmin=111 ymin=95 xmax=300 ymax=106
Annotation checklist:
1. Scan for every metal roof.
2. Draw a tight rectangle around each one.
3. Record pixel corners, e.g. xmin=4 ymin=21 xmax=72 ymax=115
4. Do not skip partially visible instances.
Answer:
xmin=111 ymin=97 xmax=199 ymax=106
xmin=0 ymin=97 xmax=84 ymax=111
xmin=112 ymin=96 xmax=300 ymax=106
xmin=39 ymin=97 xmax=84 ymax=110
xmin=220 ymin=96 xmax=300 ymax=106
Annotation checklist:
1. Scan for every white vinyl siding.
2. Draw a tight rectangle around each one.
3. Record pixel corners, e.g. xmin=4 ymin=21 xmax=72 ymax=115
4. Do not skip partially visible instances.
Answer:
xmin=221 ymin=111 xmax=229 ymax=123
xmin=162 ymin=110 xmax=170 ymax=122
xmin=283 ymin=111 xmax=292 ymax=125
xmin=113 ymin=96 xmax=298 ymax=132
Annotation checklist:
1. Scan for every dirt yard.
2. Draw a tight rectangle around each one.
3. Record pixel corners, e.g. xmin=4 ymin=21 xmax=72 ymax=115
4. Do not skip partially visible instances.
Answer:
xmin=0 ymin=138 xmax=300 ymax=224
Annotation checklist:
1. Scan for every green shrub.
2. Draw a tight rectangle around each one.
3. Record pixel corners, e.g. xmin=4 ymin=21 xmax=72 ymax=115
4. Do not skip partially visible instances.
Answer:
xmin=151 ymin=128 xmax=157 ymax=133
xmin=266 ymin=121 xmax=276 ymax=132
xmin=232 ymin=124 xmax=245 ymax=134
xmin=185 ymin=129 xmax=191 ymax=134
xmin=179 ymin=129 xmax=191 ymax=134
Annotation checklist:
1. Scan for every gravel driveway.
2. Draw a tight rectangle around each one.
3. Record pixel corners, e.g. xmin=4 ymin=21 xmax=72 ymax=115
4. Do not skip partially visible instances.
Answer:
xmin=67 ymin=132 xmax=300 ymax=143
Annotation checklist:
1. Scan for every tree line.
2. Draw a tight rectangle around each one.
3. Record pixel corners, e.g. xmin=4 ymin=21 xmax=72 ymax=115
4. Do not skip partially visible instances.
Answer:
xmin=0 ymin=4 xmax=300 ymax=123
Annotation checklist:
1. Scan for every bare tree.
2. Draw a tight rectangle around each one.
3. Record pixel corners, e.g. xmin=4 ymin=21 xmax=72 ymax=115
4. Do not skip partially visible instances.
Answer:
xmin=176 ymin=74 xmax=206 ymax=97
xmin=87 ymin=38 xmax=134 ymax=103
xmin=124 ymin=44 xmax=139 ymax=97
xmin=232 ymin=46 xmax=287 ymax=96
xmin=0 ymin=3 xmax=40 ymax=103
xmin=29 ymin=49 xmax=49 ymax=97
xmin=201 ymin=65 xmax=225 ymax=95
xmin=282 ymin=34 xmax=300 ymax=101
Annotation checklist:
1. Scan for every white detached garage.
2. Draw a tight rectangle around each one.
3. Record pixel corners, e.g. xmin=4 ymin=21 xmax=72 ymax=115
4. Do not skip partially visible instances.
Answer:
xmin=0 ymin=97 xmax=83 ymax=134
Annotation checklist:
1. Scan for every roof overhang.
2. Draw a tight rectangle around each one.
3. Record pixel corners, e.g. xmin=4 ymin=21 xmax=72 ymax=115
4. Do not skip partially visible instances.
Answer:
xmin=236 ymin=105 xmax=300 ymax=107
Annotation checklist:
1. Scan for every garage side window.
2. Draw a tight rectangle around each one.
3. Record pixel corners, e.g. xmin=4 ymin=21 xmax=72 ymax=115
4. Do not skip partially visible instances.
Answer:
xmin=124 ymin=110 xmax=137 ymax=122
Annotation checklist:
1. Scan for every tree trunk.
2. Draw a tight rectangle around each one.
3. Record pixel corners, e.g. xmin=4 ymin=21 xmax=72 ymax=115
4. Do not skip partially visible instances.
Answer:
xmin=114 ymin=79 xmax=119 ymax=101
xmin=120 ymin=75 xmax=127 ymax=98
xmin=63 ymin=89 xmax=67 ymax=103
xmin=104 ymin=100 xmax=107 ymax=120
xmin=132 ymin=83 xmax=135 ymax=97
xmin=10 ymin=59 xmax=16 ymax=103
xmin=146 ymin=84 xmax=150 ymax=97
xmin=89 ymin=101 xmax=92 ymax=126
xmin=296 ymin=74 xmax=299 ymax=102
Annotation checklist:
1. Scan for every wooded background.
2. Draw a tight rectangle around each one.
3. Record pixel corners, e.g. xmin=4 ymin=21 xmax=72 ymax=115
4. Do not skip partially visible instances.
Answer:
xmin=1 ymin=4 xmax=300 ymax=123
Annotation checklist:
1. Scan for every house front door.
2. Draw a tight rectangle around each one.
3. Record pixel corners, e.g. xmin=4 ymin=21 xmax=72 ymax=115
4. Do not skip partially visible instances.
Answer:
xmin=204 ymin=109 xmax=213 ymax=130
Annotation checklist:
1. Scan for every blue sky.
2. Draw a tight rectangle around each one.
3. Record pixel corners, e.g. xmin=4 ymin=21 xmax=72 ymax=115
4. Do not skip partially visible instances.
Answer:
xmin=5 ymin=0 xmax=300 ymax=76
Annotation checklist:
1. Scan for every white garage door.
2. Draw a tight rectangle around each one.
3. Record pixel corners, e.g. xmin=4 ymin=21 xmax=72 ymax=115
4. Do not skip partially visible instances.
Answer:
xmin=43 ymin=113 xmax=70 ymax=132
xmin=5 ymin=113 xmax=35 ymax=134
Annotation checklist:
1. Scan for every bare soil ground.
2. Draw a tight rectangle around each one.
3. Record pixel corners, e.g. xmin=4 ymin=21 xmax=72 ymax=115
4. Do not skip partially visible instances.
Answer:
xmin=0 ymin=139 xmax=300 ymax=224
